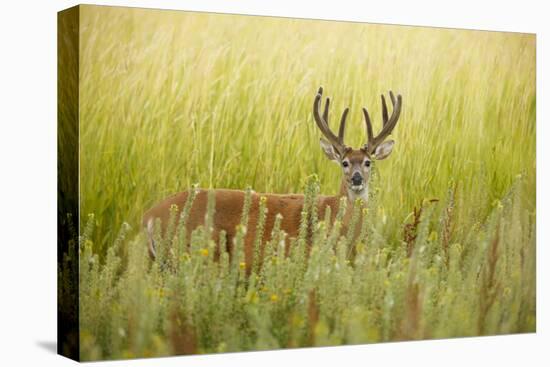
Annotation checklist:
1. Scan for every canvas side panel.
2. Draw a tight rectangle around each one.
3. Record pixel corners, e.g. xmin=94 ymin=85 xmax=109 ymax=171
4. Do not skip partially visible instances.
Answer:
xmin=57 ymin=5 xmax=80 ymax=362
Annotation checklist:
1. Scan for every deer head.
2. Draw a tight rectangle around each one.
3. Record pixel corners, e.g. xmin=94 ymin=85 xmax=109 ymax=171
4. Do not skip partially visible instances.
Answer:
xmin=313 ymin=87 xmax=402 ymax=203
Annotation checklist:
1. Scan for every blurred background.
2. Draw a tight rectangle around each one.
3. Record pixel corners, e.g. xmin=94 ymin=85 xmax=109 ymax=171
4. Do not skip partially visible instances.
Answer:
xmin=78 ymin=6 xmax=535 ymax=254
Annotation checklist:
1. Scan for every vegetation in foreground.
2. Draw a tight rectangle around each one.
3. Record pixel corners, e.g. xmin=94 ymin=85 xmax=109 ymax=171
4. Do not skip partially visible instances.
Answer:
xmin=74 ymin=175 xmax=535 ymax=360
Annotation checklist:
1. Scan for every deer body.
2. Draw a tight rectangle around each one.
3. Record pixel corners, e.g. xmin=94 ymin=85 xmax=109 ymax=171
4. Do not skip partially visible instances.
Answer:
xmin=143 ymin=87 xmax=402 ymax=267
xmin=143 ymin=188 xmax=345 ymax=263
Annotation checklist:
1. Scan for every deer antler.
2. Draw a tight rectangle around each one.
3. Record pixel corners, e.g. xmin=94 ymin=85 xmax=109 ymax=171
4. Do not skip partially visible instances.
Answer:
xmin=362 ymin=91 xmax=402 ymax=155
xmin=313 ymin=87 xmax=350 ymax=155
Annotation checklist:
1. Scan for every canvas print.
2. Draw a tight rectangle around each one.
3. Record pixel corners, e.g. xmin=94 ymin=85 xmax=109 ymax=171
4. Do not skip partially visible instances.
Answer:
xmin=57 ymin=5 xmax=536 ymax=361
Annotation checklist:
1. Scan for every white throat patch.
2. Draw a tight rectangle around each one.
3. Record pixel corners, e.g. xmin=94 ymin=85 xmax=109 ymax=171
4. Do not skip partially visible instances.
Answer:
xmin=347 ymin=184 xmax=369 ymax=204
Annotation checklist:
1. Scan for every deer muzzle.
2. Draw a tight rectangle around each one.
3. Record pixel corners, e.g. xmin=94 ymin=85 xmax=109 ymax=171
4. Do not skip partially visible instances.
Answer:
xmin=351 ymin=172 xmax=364 ymax=190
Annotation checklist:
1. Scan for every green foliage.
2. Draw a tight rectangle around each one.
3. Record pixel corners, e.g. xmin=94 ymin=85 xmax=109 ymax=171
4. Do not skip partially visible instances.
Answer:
xmin=78 ymin=177 xmax=535 ymax=360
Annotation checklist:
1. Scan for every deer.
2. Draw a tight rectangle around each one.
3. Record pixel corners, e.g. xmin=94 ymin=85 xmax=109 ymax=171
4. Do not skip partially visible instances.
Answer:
xmin=142 ymin=87 xmax=402 ymax=270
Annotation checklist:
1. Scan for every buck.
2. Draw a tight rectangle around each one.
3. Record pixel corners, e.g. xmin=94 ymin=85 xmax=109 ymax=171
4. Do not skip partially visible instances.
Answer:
xmin=143 ymin=87 xmax=402 ymax=267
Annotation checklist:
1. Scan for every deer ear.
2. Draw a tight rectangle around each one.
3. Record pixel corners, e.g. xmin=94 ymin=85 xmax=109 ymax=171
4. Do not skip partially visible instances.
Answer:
xmin=374 ymin=140 xmax=395 ymax=160
xmin=319 ymin=138 xmax=340 ymax=161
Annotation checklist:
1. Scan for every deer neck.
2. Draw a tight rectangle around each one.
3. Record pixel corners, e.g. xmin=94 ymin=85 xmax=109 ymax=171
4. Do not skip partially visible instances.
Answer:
xmin=335 ymin=179 xmax=367 ymax=240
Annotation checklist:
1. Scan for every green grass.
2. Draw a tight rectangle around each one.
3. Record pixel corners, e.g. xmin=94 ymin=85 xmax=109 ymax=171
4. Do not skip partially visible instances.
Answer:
xmin=72 ymin=5 xmax=536 ymax=361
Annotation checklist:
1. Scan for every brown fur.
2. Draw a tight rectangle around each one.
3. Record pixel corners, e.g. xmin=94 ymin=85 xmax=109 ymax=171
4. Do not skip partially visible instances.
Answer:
xmin=142 ymin=187 xmax=351 ymax=270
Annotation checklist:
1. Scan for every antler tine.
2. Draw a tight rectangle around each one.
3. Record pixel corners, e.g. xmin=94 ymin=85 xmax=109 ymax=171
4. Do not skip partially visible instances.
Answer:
xmin=389 ymin=90 xmax=397 ymax=106
xmin=385 ymin=92 xmax=402 ymax=133
xmin=323 ymin=96 xmax=330 ymax=123
xmin=364 ymin=92 xmax=403 ymax=154
xmin=313 ymin=90 xmax=336 ymax=142
xmin=313 ymin=87 xmax=348 ymax=154
xmin=362 ymin=107 xmax=374 ymax=146
xmin=338 ymin=108 xmax=349 ymax=142
xmin=381 ymin=94 xmax=389 ymax=127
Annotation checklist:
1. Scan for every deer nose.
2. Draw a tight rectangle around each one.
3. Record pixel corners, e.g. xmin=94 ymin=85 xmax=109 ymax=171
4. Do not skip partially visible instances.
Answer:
xmin=352 ymin=172 xmax=363 ymax=185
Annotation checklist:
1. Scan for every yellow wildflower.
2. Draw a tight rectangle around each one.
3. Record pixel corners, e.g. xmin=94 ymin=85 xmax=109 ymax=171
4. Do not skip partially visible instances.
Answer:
xmin=180 ymin=253 xmax=191 ymax=262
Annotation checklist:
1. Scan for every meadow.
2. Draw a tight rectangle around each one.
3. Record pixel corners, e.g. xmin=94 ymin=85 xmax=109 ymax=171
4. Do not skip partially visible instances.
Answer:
xmin=71 ymin=6 xmax=536 ymax=360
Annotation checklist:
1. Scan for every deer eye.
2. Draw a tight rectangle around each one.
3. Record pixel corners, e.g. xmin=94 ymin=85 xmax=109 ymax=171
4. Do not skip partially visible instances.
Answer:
xmin=364 ymin=161 xmax=371 ymax=167
xmin=342 ymin=161 xmax=349 ymax=168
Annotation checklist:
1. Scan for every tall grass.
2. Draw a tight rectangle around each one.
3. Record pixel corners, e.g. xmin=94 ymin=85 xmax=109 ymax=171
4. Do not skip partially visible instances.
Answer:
xmin=75 ymin=5 xmax=536 ymax=360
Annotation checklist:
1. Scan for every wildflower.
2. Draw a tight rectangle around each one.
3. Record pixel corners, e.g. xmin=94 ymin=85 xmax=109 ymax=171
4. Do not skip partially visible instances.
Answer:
xmin=270 ymin=294 xmax=279 ymax=302
xmin=239 ymin=261 xmax=246 ymax=270
xmin=236 ymin=224 xmax=247 ymax=235
xmin=200 ymin=248 xmax=209 ymax=257
xmin=180 ymin=253 xmax=191 ymax=262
